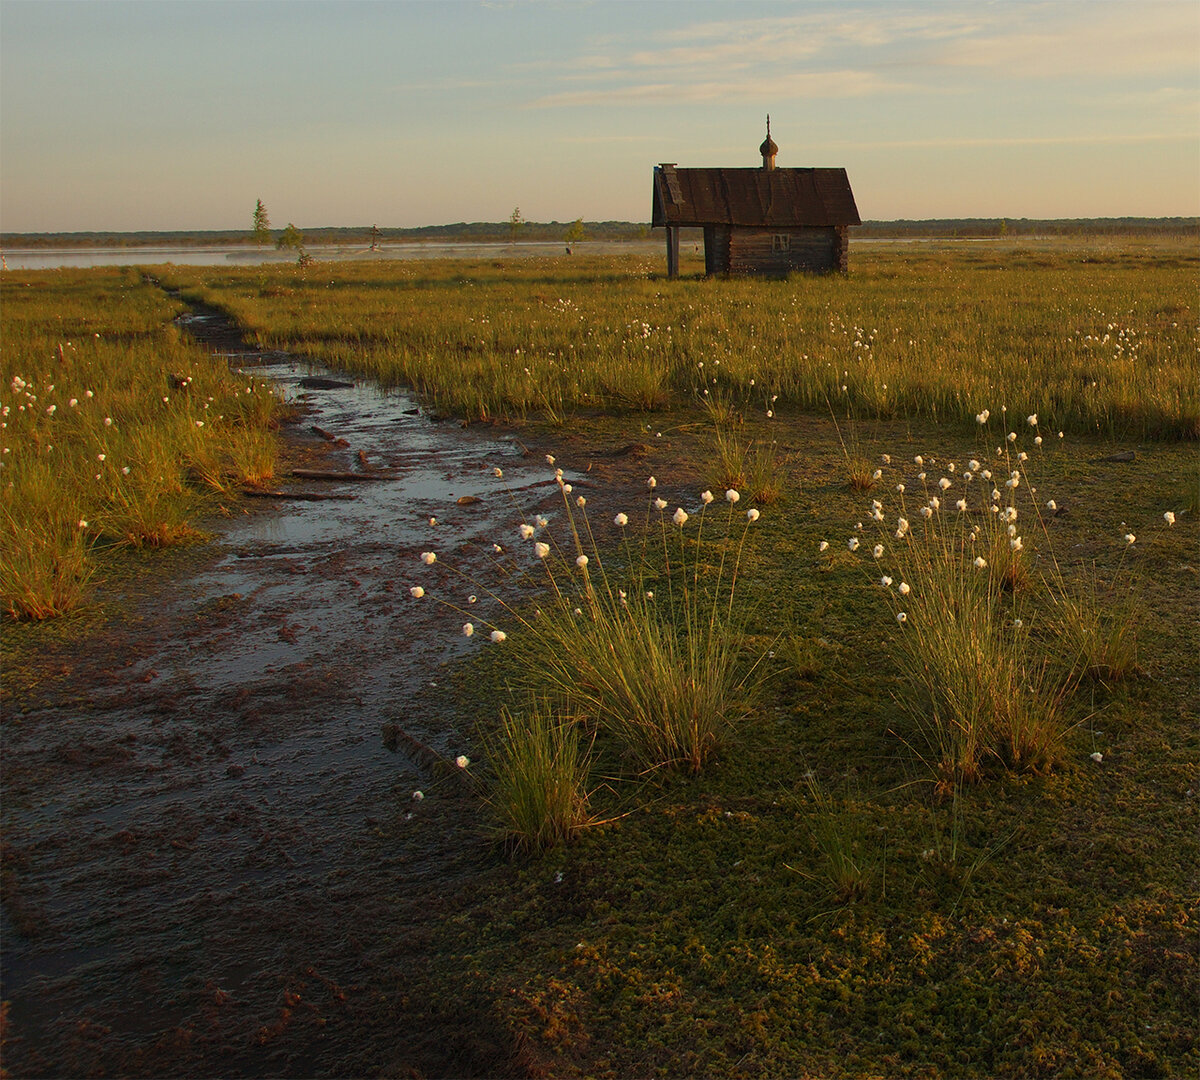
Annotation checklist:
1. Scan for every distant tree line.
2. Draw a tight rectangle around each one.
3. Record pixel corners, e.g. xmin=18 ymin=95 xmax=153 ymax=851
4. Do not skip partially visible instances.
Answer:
xmin=5 ymin=217 xmax=1196 ymax=249
xmin=852 ymin=217 xmax=1200 ymax=239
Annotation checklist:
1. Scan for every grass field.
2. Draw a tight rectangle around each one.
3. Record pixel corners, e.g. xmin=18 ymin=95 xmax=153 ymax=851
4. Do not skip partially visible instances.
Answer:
xmin=0 ymin=267 xmax=282 ymax=618
xmin=3 ymin=242 xmax=1197 ymax=1076
xmin=161 ymin=239 xmax=1198 ymax=439
xmin=167 ymin=238 xmax=1197 ymax=1077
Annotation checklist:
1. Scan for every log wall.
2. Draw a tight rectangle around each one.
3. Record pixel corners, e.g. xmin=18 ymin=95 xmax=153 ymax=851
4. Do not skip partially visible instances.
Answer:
xmin=705 ymin=226 xmax=843 ymax=277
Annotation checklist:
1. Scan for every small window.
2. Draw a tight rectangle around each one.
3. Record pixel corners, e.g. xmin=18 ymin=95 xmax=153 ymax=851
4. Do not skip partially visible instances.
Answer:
xmin=772 ymin=234 xmax=791 ymax=253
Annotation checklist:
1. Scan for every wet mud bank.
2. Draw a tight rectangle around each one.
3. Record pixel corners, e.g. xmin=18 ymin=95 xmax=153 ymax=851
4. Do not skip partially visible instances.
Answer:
xmin=1 ymin=306 xmax=582 ymax=1077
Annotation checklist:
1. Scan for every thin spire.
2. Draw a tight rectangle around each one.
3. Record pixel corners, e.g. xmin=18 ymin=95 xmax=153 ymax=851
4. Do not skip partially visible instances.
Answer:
xmin=760 ymin=114 xmax=778 ymax=170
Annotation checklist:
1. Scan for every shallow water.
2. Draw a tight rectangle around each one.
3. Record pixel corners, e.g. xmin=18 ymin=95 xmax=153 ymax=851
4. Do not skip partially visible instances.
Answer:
xmin=0 ymin=239 xmax=664 ymax=270
xmin=0 ymin=305 xmax=583 ymax=1077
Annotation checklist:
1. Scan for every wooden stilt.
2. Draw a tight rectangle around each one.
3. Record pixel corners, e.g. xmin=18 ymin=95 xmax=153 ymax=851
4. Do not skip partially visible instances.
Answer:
xmin=666 ymin=226 xmax=679 ymax=279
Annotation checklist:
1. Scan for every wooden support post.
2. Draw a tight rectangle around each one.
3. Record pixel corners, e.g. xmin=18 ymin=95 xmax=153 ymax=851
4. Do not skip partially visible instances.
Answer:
xmin=666 ymin=226 xmax=679 ymax=279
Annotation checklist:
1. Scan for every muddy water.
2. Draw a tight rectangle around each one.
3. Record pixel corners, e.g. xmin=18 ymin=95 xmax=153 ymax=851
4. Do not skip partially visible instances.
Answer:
xmin=1 ymin=310 xmax=584 ymax=1077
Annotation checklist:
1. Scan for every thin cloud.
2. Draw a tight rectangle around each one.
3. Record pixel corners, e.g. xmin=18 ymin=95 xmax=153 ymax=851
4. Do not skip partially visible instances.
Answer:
xmin=827 ymin=132 xmax=1195 ymax=150
xmin=523 ymin=2 xmax=1198 ymax=110
xmin=530 ymin=69 xmax=907 ymax=108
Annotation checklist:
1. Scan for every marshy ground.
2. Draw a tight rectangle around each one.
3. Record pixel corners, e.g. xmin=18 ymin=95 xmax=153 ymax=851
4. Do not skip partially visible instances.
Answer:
xmin=2 ymin=246 xmax=1197 ymax=1077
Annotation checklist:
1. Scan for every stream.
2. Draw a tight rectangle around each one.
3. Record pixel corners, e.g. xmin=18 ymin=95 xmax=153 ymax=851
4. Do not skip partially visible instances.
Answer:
xmin=1 ymin=306 xmax=583 ymax=1077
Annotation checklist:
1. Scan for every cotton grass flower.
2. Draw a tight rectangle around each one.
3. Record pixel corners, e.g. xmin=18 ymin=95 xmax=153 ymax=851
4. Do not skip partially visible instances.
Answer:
xmin=519 ymin=523 xmax=535 ymax=539
xmin=938 ymin=477 xmax=951 ymax=490
xmin=614 ymin=512 xmax=628 ymax=527
xmin=873 ymin=544 xmax=884 ymax=559
xmin=490 ymin=630 xmax=507 ymax=643
xmin=746 ymin=508 xmax=760 ymax=522
xmin=701 ymin=490 xmax=714 ymax=504
xmin=956 ymin=499 xmax=968 ymax=512
xmin=492 ymin=467 xmax=503 ymax=478
xmin=409 ymin=586 xmax=425 ymax=599
xmin=647 ymin=476 xmax=657 ymax=489
xmin=725 ymin=489 xmax=740 ymax=503
xmin=673 ymin=507 xmax=688 ymax=526
xmin=575 ymin=554 xmax=589 ymax=568
xmin=974 ymin=556 xmax=988 ymax=569
xmin=1046 ymin=500 xmax=1057 ymax=512
xmin=1124 ymin=533 xmax=1136 ymax=545
xmin=456 ymin=755 xmax=470 ymax=769
xmin=848 ymin=537 xmax=860 ymax=551
xmin=1164 ymin=511 xmax=1176 ymax=525
xmin=462 ymin=623 xmax=474 ymax=637
xmin=976 ymin=409 xmax=990 ymax=424
xmin=421 ymin=551 xmax=436 ymax=565
xmin=545 ymin=454 xmax=555 ymax=465
xmin=1090 ymin=752 xmax=1103 ymax=764
xmin=818 ymin=540 xmax=829 ymax=552
xmin=576 ymin=495 xmax=586 ymax=507
xmin=654 ymin=497 xmax=667 ymax=510
xmin=534 ymin=542 xmax=550 ymax=559
xmin=896 ymin=611 xmax=908 ymax=624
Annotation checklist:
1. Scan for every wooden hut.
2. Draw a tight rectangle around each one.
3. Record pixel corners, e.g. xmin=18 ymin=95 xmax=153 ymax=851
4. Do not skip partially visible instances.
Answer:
xmin=651 ymin=120 xmax=860 ymax=278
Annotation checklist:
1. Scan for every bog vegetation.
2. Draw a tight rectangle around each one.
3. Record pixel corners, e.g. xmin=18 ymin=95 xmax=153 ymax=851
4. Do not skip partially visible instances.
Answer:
xmin=3 ymin=241 xmax=1196 ymax=1077
xmin=162 ymin=241 xmax=1198 ymax=439
xmin=0 ymin=268 xmax=281 ymax=619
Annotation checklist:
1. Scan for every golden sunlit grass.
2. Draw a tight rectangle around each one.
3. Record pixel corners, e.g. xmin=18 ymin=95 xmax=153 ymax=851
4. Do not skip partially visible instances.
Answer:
xmin=5 ymin=245 xmax=1197 ymax=1078
xmin=0 ymin=268 xmax=283 ymax=619
xmin=161 ymin=240 xmax=1198 ymax=438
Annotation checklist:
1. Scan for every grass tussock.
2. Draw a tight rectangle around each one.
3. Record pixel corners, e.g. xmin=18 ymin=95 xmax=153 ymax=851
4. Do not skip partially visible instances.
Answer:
xmin=484 ymin=698 xmax=593 ymax=855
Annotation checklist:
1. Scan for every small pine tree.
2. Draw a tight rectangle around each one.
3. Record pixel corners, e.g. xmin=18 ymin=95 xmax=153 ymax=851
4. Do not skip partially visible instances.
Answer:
xmin=564 ymin=218 xmax=586 ymax=244
xmin=252 ymin=199 xmax=271 ymax=245
xmin=508 ymin=206 xmax=524 ymax=242
xmin=276 ymin=222 xmax=304 ymax=251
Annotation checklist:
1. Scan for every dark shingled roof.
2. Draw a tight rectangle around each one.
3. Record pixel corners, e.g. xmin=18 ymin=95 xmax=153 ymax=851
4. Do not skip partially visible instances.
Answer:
xmin=652 ymin=165 xmax=860 ymax=229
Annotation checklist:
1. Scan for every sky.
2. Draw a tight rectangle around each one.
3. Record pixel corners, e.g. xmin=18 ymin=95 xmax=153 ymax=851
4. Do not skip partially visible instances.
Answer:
xmin=1 ymin=0 xmax=1197 ymax=232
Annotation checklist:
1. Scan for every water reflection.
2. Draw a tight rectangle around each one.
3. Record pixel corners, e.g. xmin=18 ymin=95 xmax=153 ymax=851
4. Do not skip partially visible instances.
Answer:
xmin=1 ymin=239 xmax=663 ymax=270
